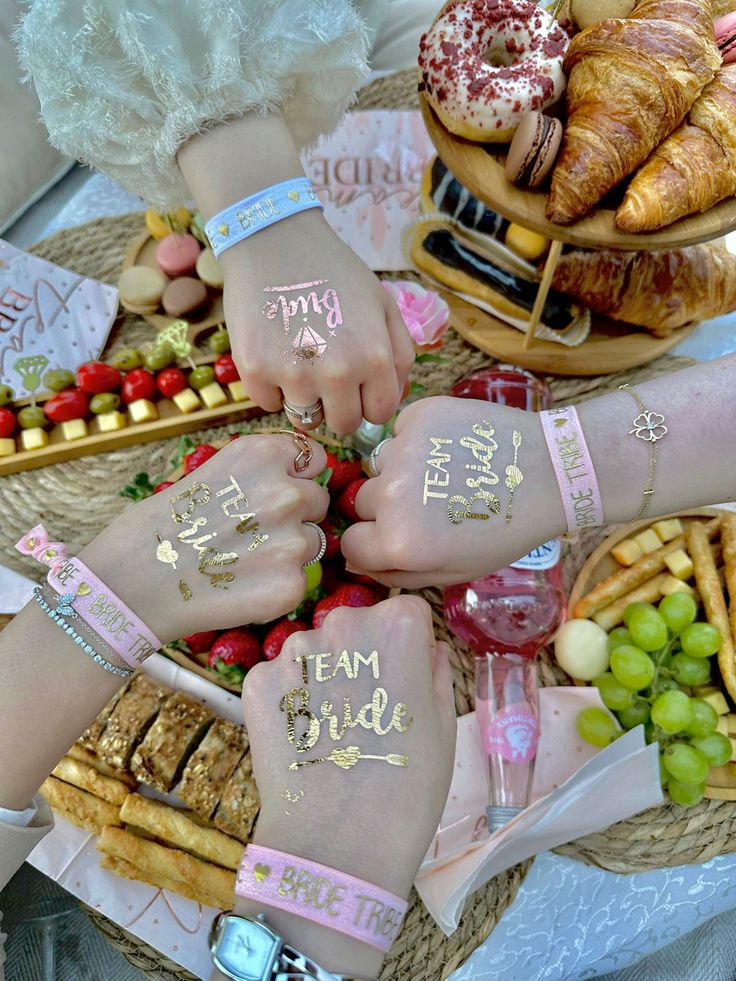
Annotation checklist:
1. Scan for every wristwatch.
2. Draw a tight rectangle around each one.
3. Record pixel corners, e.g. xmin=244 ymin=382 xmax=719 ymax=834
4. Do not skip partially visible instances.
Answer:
xmin=209 ymin=911 xmax=345 ymax=981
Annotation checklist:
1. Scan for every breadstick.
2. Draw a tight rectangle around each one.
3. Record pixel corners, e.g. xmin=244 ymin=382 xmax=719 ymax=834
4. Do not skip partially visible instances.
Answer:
xmin=574 ymin=518 xmax=720 ymax=619
xmin=592 ymin=574 xmax=668 ymax=631
xmin=99 ymin=855 xmax=226 ymax=910
xmin=66 ymin=744 xmax=138 ymax=788
xmin=39 ymin=777 xmax=121 ymax=834
xmin=688 ymin=521 xmax=736 ymax=702
xmin=52 ymin=757 xmax=130 ymax=805
xmin=97 ymin=826 xmax=235 ymax=910
xmin=120 ymin=794 xmax=243 ymax=871
xmin=722 ymin=512 xmax=736 ymax=642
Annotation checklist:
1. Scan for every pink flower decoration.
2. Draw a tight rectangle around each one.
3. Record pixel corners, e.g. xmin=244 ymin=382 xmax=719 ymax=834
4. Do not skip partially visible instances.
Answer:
xmin=382 ymin=280 xmax=450 ymax=348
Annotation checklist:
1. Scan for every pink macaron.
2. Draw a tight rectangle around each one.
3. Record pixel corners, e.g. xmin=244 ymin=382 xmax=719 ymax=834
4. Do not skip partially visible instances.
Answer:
xmin=715 ymin=12 xmax=736 ymax=64
xmin=155 ymin=233 xmax=201 ymax=278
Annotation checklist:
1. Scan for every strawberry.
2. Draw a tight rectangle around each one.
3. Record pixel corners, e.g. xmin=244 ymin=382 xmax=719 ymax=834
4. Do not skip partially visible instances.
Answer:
xmin=319 ymin=517 xmax=345 ymax=562
xmin=336 ymin=477 xmax=367 ymax=523
xmin=328 ymin=459 xmax=363 ymax=495
xmin=153 ymin=480 xmax=175 ymax=494
xmin=183 ymin=443 xmax=217 ymax=474
xmin=209 ymin=628 xmax=263 ymax=682
xmin=182 ymin=629 xmax=220 ymax=654
xmin=312 ymin=583 xmax=376 ymax=628
xmin=263 ymin=619 xmax=308 ymax=661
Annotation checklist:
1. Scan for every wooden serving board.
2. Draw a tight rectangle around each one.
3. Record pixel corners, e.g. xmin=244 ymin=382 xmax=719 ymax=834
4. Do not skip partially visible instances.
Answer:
xmin=420 ymin=94 xmax=736 ymax=252
xmin=442 ymin=292 xmax=695 ymax=377
xmin=568 ymin=508 xmax=736 ymax=800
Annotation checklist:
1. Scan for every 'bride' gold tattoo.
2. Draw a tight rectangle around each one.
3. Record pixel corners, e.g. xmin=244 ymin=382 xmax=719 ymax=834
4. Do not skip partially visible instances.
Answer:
xmin=460 ymin=421 xmax=499 ymax=489
xmin=504 ymin=431 xmax=524 ymax=524
xmin=447 ymin=492 xmax=501 ymax=525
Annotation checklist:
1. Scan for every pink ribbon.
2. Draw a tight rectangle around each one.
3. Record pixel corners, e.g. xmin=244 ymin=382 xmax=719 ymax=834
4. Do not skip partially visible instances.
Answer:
xmin=16 ymin=523 xmax=68 ymax=574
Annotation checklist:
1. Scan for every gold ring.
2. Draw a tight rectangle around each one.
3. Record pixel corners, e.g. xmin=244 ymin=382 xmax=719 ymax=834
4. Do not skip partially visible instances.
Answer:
xmin=279 ymin=430 xmax=313 ymax=472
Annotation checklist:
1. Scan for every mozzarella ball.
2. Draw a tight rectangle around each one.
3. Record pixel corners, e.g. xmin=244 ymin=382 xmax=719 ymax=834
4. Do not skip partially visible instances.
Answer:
xmin=554 ymin=618 xmax=610 ymax=680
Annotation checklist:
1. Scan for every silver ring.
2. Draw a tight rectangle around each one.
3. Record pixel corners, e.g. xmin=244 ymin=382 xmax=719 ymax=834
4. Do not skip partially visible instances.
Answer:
xmin=303 ymin=522 xmax=327 ymax=566
xmin=368 ymin=438 xmax=392 ymax=477
xmin=283 ymin=399 xmax=324 ymax=429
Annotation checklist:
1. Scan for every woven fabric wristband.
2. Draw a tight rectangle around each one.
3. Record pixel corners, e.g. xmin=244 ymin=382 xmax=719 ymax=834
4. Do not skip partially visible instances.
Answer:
xmin=539 ymin=406 xmax=604 ymax=533
xmin=205 ymin=178 xmax=323 ymax=257
xmin=236 ymin=845 xmax=408 ymax=953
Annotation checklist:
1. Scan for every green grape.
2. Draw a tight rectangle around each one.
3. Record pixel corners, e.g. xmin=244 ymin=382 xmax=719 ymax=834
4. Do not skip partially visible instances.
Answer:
xmin=607 ymin=627 xmax=633 ymax=654
xmin=651 ymin=676 xmax=680 ymax=696
xmin=690 ymin=732 xmax=732 ymax=767
xmin=617 ymin=699 xmax=651 ymax=730
xmin=44 ymin=369 xmax=75 ymax=392
xmin=624 ymin=602 xmax=657 ymax=628
xmin=89 ymin=393 xmax=120 ymax=414
xmin=667 ymin=778 xmax=706 ymax=807
xmin=662 ymin=742 xmax=709 ymax=784
xmin=627 ymin=606 xmax=668 ymax=652
xmin=189 ymin=366 xmax=215 ymax=390
xmin=610 ymin=645 xmax=655 ymax=691
xmin=592 ymin=673 xmax=636 ymax=711
xmin=576 ymin=707 xmax=618 ymax=748
xmin=304 ymin=560 xmax=322 ymax=594
xmin=658 ymin=753 xmax=668 ymax=787
xmin=671 ymin=652 xmax=712 ymax=687
xmin=109 ymin=348 xmax=143 ymax=371
xmin=208 ymin=329 xmax=231 ymax=354
xmin=651 ymin=689 xmax=693 ymax=733
xmin=658 ymin=593 xmax=698 ymax=633
xmin=685 ymin=699 xmax=719 ymax=738
xmin=681 ymin=622 xmax=722 ymax=659
xmin=17 ymin=406 xmax=48 ymax=429
xmin=0 ymin=383 xmax=15 ymax=406
xmin=143 ymin=343 xmax=176 ymax=371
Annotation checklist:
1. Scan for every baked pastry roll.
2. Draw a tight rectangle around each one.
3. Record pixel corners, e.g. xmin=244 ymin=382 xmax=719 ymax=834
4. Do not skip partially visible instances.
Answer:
xmin=40 ymin=776 xmax=122 ymax=835
xmin=77 ymin=677 xmax=133 ymax=752
xmin=213 ymin=755 xmax=260 ymax=843
xmin=179 ymin=718 xmax=248 ymax=820
xmin=130 ymin=692 xmax=214 ymax=792
xmin=96 ymin=674 xmax=170 ymax=771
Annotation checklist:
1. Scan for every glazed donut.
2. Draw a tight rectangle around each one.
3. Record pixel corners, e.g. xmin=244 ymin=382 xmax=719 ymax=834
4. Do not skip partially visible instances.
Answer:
xmin=419 ymin=0 xmax=569 ymax=143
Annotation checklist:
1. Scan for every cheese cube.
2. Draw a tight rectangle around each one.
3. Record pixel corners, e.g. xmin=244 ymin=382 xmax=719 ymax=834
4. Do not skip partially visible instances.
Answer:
xmin=611 ymin=538 xmax=642 ymax=566
xmin=652 ymin=518 xmax=684 ymax=542
xmin=0 ymin=438 xmax=15 ymax=457
xmin=96 ymin=410 xmax=127 ymax=433
xmin=198 ymin=381 xmax=228 ymax=409
xmin=659 ymin=575 xmax=696 ymax=597
xmin=20 ymin=427 xmax=49 ymax=451
xmin=227 ymin=380 xmax=248 ymax=402
xmin=60 ymin=418 xmax=89 ymax=441
xmin=726 ymin=713 xmax=736 ymax=735
xmin=717 ymin=716 xmax=729 ymax=737
xmin=128 ymin=398 xmax=159 ymax=424
xmin=633 ymin=528 xmax=662 ymax=555
xmin=693 ymin=685 xmax=719 ymax=697
xmin=701 ymin=690 xmax=730 ymax=716
xmin=664 ymin=548 xmax=694 ymax=580
xmin=172 ymin=388 xmax=202 ymax=414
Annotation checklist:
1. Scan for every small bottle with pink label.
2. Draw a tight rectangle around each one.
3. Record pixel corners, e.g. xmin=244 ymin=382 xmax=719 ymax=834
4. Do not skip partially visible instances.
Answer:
xmin=444 ymin=366 xmax=566 ymax=833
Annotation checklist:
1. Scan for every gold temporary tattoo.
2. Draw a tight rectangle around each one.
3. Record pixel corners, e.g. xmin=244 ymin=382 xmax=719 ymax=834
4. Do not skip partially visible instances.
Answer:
xmin=170 ymin=481 xmax=211 ymax=523
xmin=280 ymin=688 xmax=322 ymax=753
xmin=447 ymin=491 xmax=501 ymax=525
xmin=294 ymin=649 xmax=380 ymax=684
xmin=216 ymin=475 xmax=269 ymax=551
xmin=179 ymin=580 xmax=193 ymax=602
xmin=155 ymin=534 xmax=180 ymax=569
xmin=281 ymin=789 xmax=305 ymax=803
xmin=288 ymin=746 xmax=408 ymax=771
xmin=504 ymin=431 xmax=524 ymax=525
xmin=422 ymin=437 xmax=453 ymax=505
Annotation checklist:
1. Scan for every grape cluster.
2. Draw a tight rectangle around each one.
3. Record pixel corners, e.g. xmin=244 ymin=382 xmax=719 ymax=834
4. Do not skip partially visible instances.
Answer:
xmin=576 ymin=593 xmax=729 ymax=808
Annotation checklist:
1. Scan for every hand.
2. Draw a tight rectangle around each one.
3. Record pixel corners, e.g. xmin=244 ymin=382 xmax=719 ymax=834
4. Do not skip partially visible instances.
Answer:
xmin=239 ymin=595 xmax=455 ymax=977
xmin=341 ymin=396 xmax=565 ymax=588
xmin=79 ymin=434 xmax=329 ymax=642
xmin=220 ymin=210 xmax=415 ymax=435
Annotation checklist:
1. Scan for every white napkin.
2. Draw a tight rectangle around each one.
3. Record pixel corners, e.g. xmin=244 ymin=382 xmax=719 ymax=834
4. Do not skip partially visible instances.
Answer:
xmin=0 ymin=564 xmax=36 ymax=614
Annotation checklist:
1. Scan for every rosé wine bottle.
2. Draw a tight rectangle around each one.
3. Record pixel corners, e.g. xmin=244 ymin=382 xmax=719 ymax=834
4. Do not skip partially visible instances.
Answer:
xmin=444 ymin=366 xmax=565 ymax=832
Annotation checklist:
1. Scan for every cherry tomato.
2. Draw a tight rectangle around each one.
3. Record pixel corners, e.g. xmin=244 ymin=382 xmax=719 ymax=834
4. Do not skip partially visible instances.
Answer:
xmin=77 ymin=361 xmax=122 ymax=394
xmin=0 ymin=407 xmax=16 ymax=438
xmin=214 ymin=353 xmax=240 ymax=385
xmin=44 ymin=389 xmax=90 ymax=423
xmin=120 ymin=368 xmax=156 ymax=404
xmin=156 ymin=367 xmax=188 ymax=398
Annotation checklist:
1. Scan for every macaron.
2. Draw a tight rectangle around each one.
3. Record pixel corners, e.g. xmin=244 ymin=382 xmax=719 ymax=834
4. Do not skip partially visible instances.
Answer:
xmin=715 ymin=13 xmax=736 ymax=64
xmin=571 ymin=0 xmax=635 ymax=30
xmin=118 ymin=265 xmax=168 ymax=315
xmin=155 ymin=233 xmax=201 ymax=278
xmin=505 ymin=112 xmax=563 ymax=189
xmin=196 ymin=248 xmax=224 ymax=289
xmin=161 ymin=277 xmax=208 ymax=318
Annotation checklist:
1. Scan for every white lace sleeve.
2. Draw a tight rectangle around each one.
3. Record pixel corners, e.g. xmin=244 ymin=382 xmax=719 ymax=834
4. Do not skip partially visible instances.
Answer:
xmin=16 ymin=0 xmax=377 ymax=206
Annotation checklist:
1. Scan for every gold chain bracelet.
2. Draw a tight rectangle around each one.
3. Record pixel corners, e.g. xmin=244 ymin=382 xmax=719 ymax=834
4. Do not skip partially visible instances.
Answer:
xmin=618 ymin=383 xmax=668 ymax=521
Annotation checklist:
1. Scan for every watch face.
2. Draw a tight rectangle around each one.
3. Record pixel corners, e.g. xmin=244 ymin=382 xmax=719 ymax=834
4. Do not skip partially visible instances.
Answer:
xmin=213 ymin=917 xmax=279 ymax=981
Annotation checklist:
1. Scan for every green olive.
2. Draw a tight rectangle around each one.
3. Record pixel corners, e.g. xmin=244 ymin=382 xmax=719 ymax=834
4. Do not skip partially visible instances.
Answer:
xmin=189 ymin=366 xmax=215 ymax=390
xmin=89 ymin=392 xmax=121 ymax=414
xmin=143 ymin=343 xmax=176 ymax=371
xmin=44 ymin=369 xmax=76 ymax=392
xmin=208 ymin=329 xmax=231 ymax=354
xmin=109 ymin=348 xmax=143 ymax=371
xmin=18 ymin=406 xmax=48 ymax=429
xmin=0 ymin=384 xmax=15 ymax=406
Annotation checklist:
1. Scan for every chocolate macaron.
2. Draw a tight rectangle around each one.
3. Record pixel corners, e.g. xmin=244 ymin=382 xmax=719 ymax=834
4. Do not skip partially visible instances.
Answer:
xmin=505 ymin=112 xmax=563 ymax=190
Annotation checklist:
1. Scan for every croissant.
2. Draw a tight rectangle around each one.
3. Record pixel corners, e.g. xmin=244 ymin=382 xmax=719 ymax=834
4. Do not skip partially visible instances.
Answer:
xmin=551 ymin=244 xmax=736 ymax=335
xmin=546 ymin=0 xmax=720 ymax=225
xmin=616 ymin=66 xmax=736 ymax=231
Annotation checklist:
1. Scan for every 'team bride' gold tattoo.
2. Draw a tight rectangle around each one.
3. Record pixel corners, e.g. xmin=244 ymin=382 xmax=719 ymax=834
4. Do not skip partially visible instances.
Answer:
xmin=262 ymin=279 xmax=343 ymax=364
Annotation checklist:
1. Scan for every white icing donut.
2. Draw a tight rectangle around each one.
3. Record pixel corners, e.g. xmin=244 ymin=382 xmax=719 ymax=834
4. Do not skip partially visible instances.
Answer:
xmin=419 ymin=0 xmax=569 ymax=142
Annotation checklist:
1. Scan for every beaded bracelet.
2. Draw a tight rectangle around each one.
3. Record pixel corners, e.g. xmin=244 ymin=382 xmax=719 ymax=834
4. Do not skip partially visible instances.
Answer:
xmin=38 ymin=582 xmax=131 ymax=675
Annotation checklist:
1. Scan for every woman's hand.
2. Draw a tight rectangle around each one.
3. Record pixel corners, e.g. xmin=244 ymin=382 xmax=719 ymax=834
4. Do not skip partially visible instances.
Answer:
xmin=238 ymin=595 xmax=455 ymax=978
xmin=80 ymin=434 xmax=329 ymax=642
xmin=341 ymin=396 xmax=565 ymax=588
xmin=220 ymin=210 xmax=415 ymax=435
